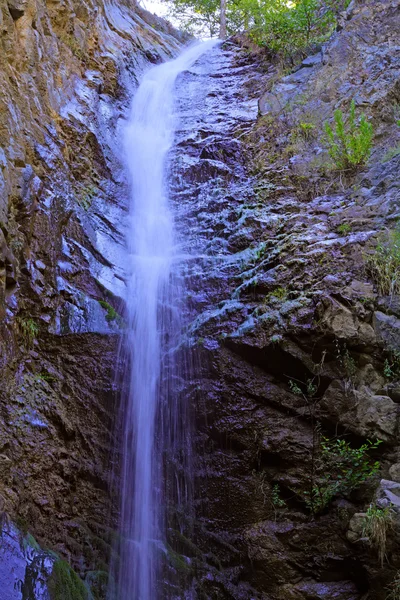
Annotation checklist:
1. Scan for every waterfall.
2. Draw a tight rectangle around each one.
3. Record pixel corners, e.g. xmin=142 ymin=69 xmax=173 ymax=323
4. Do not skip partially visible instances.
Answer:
xmin=112 ymin=40 xmax=218 ymax=600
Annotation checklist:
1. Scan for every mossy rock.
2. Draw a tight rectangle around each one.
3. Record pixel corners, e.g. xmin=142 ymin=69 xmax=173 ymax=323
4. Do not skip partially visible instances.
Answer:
xmin=48 ymin=560 xmax=88 ymax=600
xmin=85 ymin=570 xmax=109 ymax=600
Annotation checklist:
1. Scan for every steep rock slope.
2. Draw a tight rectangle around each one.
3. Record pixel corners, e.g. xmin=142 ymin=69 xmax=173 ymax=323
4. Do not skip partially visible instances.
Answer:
xmin=169 ymin=1 xmax=400 ymax=598
xmin=0 ymin=0 xmax=184 ymax=592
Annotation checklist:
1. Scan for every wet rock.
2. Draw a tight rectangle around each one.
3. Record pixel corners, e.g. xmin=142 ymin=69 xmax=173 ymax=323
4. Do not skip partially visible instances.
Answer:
xmin=374 ymin=311 xmax=400 ymax=351
xmin=376 ymin=479 xmax=400 ymax=510
xmin=389 ymin=464 xmax=400 ymax=483
xmin=0 ymin=522 xmax=55 ymax=599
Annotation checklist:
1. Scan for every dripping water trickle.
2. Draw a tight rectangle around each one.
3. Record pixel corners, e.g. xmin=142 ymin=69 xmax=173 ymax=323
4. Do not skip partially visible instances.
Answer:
xmin=111 ymin=40 xmax=218 ymax=600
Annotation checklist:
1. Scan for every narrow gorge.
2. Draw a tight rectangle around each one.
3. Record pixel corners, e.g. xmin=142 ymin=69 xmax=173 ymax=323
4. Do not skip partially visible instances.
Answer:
xmin=0 ymin=0 xmax=400 ymax=599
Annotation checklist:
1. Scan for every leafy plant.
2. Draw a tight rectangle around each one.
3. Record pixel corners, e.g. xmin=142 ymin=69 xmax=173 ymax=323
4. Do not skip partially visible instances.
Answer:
xmin=363 ymin=504 xmax=392 ymax=566
xmin=324 ymin=100 xmax=373 ymax=170
xmin=366 ymin=227 xmax=400 ymax=296
xmin=383 ymin=350 xmax=400 ymax=381
xmin=271 ymin=484 xmax=287 ymax=509
xmin=304 ymin=437 xmax=382 ymax=514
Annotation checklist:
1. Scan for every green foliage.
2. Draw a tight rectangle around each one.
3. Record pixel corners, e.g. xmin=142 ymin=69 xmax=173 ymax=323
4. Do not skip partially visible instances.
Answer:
xmin=366 ymin=227 xmax=400 ymax=296
xmin=247 ymin=0 xmax=339 ymax=58
xmin=164 ymin=0 xmax=341 ymax=55
xmin=384 ymin=350 xmax=400 ymax=381
xmin=337 ymin=222 xmax=351 ymax=235
xmin=363 ymin=504 xmax=392 ymax=566
xmin=48 ymin=560 xmax=88 ymax=600
xmin=297 ymin=121 xmax=316 ymax=140
xmin=271 ymin=484 xmax=287 ymax=509
xmin=305 ymin=437 xmax=382 ymax=514
xmin=18 ymin=318 xmax=39 ymax=349
xmin=23 ymin=533 xmax=40 ymax=552
xmin=324 ymin=100 xmax=373 ymax=170
xmin=98 ymin=300 xmax=122 ymax=324
xmin=289 ymin=378 xmax=316 ymax=398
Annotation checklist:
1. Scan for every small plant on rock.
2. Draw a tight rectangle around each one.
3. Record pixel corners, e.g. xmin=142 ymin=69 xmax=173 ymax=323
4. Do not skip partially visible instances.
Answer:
xmin=324 ymin=100 xmax=373 ymax=170
xmin=366 ymin=227 xmax=400 ymax=296
xmin=383 ymin=350 xmax=400 ymax=381
xmin=297 ymin=121 xmax=316 ymax=140
xmin=271 ymin=484 xmax=287 ymax=510
xmin=98 ymin=300 xmax=123 ymax=325
xmin=337 ymin=223 xmax=352 ymax=235
xmin=305 ymin=437 xmax=382 ymax=515
xmin=363 ymin=504 xmax=393 ymax=566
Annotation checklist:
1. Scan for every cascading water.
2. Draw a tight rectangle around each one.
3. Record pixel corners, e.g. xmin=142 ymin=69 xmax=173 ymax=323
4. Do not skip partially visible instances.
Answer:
xmin=113 ymin=40 xmax=218 ymax=600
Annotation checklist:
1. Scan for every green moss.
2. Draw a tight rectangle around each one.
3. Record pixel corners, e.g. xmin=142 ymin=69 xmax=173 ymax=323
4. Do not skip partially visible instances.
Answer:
xmin=48 ymin=560 xmax=88 ymax=600
xmin=14 ymin=516 xmax=29 ymax=535
xmin=84 ymin=571 xmax=109 ymax=600
xmin=167 ymin=546 xmax=191 ymax=574
xmin=337 ymin=223 xmax=352 ymax=235
xmin=23 ymin=533 xmax=40 ymax=552
xmin=98 ymin=300 xmax=121 ymax=323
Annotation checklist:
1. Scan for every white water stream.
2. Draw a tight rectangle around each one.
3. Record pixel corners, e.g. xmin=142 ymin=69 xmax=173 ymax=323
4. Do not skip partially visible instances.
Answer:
xmin=114 ymin=40 xmax=218 ymax=600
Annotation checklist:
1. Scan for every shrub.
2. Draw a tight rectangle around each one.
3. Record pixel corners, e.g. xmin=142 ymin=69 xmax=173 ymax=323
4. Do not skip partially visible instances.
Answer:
xmin=324 ymin=100 xmax=373 ymax=170
xmin=363 ymin=504 xmax=392 ymax=566
xmin=366 ymin=227 xmax=400 ymax=296
xmin=304 ymin=437 xmax=382 ymax=514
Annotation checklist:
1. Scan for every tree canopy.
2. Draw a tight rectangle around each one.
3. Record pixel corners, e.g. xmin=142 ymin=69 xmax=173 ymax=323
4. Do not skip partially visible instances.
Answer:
xmin=163 ymin=0 xmax=350 ymax=57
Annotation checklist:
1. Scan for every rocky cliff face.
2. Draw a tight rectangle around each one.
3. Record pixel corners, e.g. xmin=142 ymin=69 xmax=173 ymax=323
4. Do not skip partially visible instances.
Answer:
xmin=168 ymin=1 xmax=400 ymax=598
xmin=0 ymin=0 xmax=184 ymax=593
